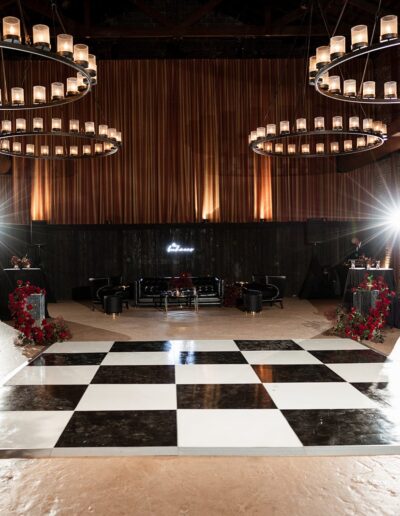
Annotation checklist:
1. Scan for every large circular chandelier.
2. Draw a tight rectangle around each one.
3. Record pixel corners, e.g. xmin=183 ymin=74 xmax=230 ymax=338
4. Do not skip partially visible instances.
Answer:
xmin=0 ymin=16 xmax=97 ymax=110
xmin=309 ymin=14 xmax=400 ymax=104
xmin=249 ymin=115 xmax=385 ymax=158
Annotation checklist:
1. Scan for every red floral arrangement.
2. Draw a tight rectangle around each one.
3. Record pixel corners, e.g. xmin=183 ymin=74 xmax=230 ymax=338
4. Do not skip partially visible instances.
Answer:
xmin=8 ymin=280 xmax=71 ymax=346
xmin=333 ymin=274 xmax=395 ymax=342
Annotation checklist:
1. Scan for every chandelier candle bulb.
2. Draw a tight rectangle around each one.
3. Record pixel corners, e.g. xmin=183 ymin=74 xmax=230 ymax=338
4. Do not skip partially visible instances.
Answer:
xmin=40 ymin=145 xmax=49 ymax=156
xmin=309 ymin=56 xmax=317 ymax=82
xmin=316 ymin=143 xmax=325 ymax=154
xmin=69 ymin=146 xmax=78 ymax=156
xmin=314 ymin=117 xmax=325 ymax=130
xmin=26 ymin=144 xmax=34 ymax=155
xmin=296 ymin=118 xmax=307 ymax=132
xmin=73 ymin=44 xmax=89 ymax=68
xmin=69 ymin=119 xmax=79 ymax=133
xmin=256 ymin=127 xmax=266 ymax=138
xmin=328 ymin=76 xmax=341 ymax=94
xmin=275 ymin=143 xmax=284 ymax=154
xmin=87 ymin=54 xmax=97 ymax=77
xmin=66 ymin=77 xmax=78 ymax=96
xmin=12 ymin=142 xmax=21 ymax=154
xmin=1 ymin=120 xmax=11 ymax=133
xmin=367 ymin=135 xmax=376 ymax=146
xmin=330 ymin=142 xmax=339 ymax=153
xmin=266 ymin=124 xmax=276 ymax=136
xmin=363 ymin=118 xmax=373 ymax=132
xmin=373 ymin=120 xmax=383 ymax=133
xmin=99 ymin=125 xmax=108 ymax=137
xmin=51 ymin=82 xmax=64 ymax=100
xmin=380 ymin=15 xmax=398 ymax=41
xmin=103 ymin=142 xmax=112 ymax=152
xmin=264 ymin=142 xmax=272 ymax=152
xmin=3 ymin=17 xmax=21 ymax=43
xmin=349 ymin=116 xmax=360 ymax=130
xmin=76 ymin=72 xmax=87 ymax=92
xmin=52 ymin=118 xmax=62 ymax=131
xmin=316 ymin=46 xmax=330 ymax=68
xmin=0 ymin=139 xmax=10 ymax=151
xmin=108 ymin=128 xmax=117 ymax=140
xmin=332 ymin=116 xmax=343 ymax=130
xmin=357 ymin=137 xmax=366 ymax=148
xmin=362 ymin=81 xmax=376 ymax=99
xmin=33 ymin=25 xmax=51 ymax=50
xmin=288 ymin=144 xmax=296 ymax=154
xmin=384 ymin=81 xmax=397 ymax=99
xmin=351 ymin=25 xmax=368 ymax=50
xmin=85 ymin=121 xmax=95 ymax=135
xmin=250 ymin=131 xmax=257 ymax=142
xmin=382 ymin=123 xmax=388 ymax=137
xmin=301 ymin=144 xmax=310 ymax=154
xmin=83 ymin=145 xmax=91 ymax=155
xmin=95 ymin=143 xmax=103 ymax=154
xmin=344 ymin=140 xmax=353 ymax=151
xmin=330 ymin=36 xmax=346 ymax=59
xmin=280 ymin=121 xmax=290 ymax=134
xmin=16 ymin=118 xmax=26 ymax=132
xmin=343 ymin=79 xmax=356 ymax=97
xmin=116 ymin=131 xmax=122 ymax=143
xmin=55 ymin=146 xmax=64 ymax=156
xmin=33 ymin=118 xmax=43 ymax=132
xmin=33 ymin=85 xmax=46 ymax=104
xmin=57 ymin=34 xmax=73 ymax=58
xmin=320 ymin=72 xmax=329 ymax=90
xmin=11 ymin=87 xmax=24 ymax=106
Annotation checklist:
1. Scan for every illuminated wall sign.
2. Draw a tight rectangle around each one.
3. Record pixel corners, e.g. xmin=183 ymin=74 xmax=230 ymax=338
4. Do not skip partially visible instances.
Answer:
xmin=167 ymin=242 xmax=195 ymax=253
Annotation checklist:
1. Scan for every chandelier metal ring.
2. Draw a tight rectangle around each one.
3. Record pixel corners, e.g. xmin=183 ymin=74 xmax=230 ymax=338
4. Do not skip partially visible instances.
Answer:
xmin=312 ymin=38 xmax=400 ymax=104
xmin=0 ymin=131 xmax=121 ymax=159
xmin=249 ymin=129 xmax=385 ymax=158
xmin=0 ymin=41 xmax=94 ymax=110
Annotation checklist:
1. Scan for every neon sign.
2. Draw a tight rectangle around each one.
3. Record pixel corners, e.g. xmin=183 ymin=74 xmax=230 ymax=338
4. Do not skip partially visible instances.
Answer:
xmin=166 ymin=242 xmax=195 ymax=253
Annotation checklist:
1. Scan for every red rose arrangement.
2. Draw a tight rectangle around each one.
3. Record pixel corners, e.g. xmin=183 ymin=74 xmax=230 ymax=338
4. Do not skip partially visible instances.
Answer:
xmin=333 ymin=274 xmax=395 ymax=342
xmin=8 ymin=280 xmax=71 ymax=346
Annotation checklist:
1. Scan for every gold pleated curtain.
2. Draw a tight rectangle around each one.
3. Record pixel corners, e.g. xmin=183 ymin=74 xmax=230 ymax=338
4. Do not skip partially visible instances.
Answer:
xmin=1 ymin=58 xmax=386 ymax=224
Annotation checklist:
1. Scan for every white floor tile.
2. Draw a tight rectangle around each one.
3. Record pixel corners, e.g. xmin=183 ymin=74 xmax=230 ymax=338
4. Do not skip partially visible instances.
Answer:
xmin=175 ymin=364 xmax=260 ymax=384
xmin=44 ymin=341 xmax=114 ymax=353
xmin=76 ymin=384 xmax=177 ymax=410
xmin=264 ymin=382 xmax=378 ymax=409
xmin=242 ymin=350 xmax=321 ymax=365
xmin=295 ymin=339 xmax=367 ymax=351
xmin=0 ymin=411 xmax=72 ymax=449
xmin=170 ymin=340 xmax=238 ymax=351
xmin=177 ymin=409 xmax=302 ymax=448
xmin=6 ymin=366 xmax=99 ymax=385
xmin=327 ymin=363 xmax=398 ymax=383
xmin=103 ymin=351 xmax=176 ymax=366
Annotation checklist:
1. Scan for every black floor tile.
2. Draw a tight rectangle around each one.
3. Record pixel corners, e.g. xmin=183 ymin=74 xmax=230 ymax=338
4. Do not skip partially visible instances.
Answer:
xmin=177 ymin=352 xmax=247 ymax=365
xmin=91 ymin=365 xmax=175 ymax=384
xmin=282 ymin=408 xmax=400 ymax=446
xmin=0 ymin=385 xmax=87 ymax=411
xmin=309 ymin=350 xmax=389 ymax=364
xmin=352 ymin=382 xmax=400 ymax=408
xmin=29 ymin=353 xmax=106 ymax=366
xmin=252 ymin=364 xmax=345 ymax=382
xmin=111 ymin=341 xmax=172 ymax=352
xmin=235 ymin=340 xmax=302 ymax=351
xmin=55 ymin=410 xmax=177 ymax=447
xmin=177 ymin=384 xmax=276 ymax=409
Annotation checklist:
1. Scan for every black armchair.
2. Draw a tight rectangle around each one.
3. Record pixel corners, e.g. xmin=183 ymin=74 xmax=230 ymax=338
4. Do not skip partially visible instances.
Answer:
xmin=249 ymin=274 xmax=287 ymax=309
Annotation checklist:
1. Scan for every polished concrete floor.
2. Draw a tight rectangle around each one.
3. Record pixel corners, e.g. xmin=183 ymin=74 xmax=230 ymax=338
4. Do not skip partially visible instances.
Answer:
xmin=1 ymin=299 xmax=400 ymax=515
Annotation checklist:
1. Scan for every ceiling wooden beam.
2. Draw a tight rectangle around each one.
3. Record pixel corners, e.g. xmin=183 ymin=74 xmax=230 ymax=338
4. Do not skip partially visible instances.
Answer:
xmin=347 ymin=0 xmax=391 ymax=16
xmin=131 ymin=0 xmax=173 ymax=28
xmin=178 ymin=0 xmax=225 ymax=29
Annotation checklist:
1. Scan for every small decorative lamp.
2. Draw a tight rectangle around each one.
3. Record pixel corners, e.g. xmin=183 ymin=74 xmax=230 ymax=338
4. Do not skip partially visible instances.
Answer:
xmin=384 ymin=81 xmax=397 ymax=99
xmin=266 ymin=124 xmax=276 ymax=136
xmin=40 ymin=145 xmax=49 ymax=156
xmin=33 ymin=85 xmax=46 ymax=104
xmin=26 ymin=144 xmax=35 ymax=155
xmin=296 ymin=118 xmax=307 ymax=132
xmin=99 ymin=124 xmax=108 ymax=137
xmin=16 ymin=118 xmax=26 ymax=132
xmin=332 ymin=116 xmax=343 ymax=130
xmin=288 ymin=144 xmax=296 ymax=154
xmin=57 ymin=34 xmax=73 ymax=58
xmin=343 ymin=79 xmax=356 ymax=97
xmin=85 ymin=121 xmax=95 ymax=135
xmin=357 ymin=137 xmax=366 ymax=148
xmin=73 ymin=44 xmax=89 ymax=67
xmin=351 ymin=25 xmax=368 ymax=50
xmin=69 ymin=119 xmax=79 ymax=132
xmin=363 ymin=118 xmax=373 ymax=131
xmin=55 ymin=146 xmax=64 ymax=156
xmin=328 ymin=76 xmax=341 ymax=94
xmin=301 ymin=144 xmax=310 ymax=154
xmin=33 ymin=24 xmax=51 ymax=50
xmin=66 ymin=77 xmax=78 ymax=96
xmin=52 ymin=118 xmax=62 ymax=131
xmin=309 ymin=56 xmax=317 ymax=81
xmin=51 ymin=82 xmax=64 ymax=100
xmin=1 ymin=120 xmax=11 ymax=133
xmin=83 ymin=145 xmax=91 ymax=155
xmin=380 ymin=15 xmax=398 ymax=41
xmin=316 ymin=46 xmax=330 ymax=68
xmin=12 ymin=142 xmax=21 ymax=154
xmin=3 ymin=17 xmax=21 ymax=43
xmin=330 ymin=141 xmax=339 ymax=153
xmin=344 ymin=140 xmax=353 ymax=151
xmin=349 ymin=116 xmax=360 ymax=130
xmin=316 ymin=143 xmax=325 ymax=154
xmin=11 ymin=87 xmax=24 ymax=105
xmin=362 ymin=81 xmax=376 ymax=99
xmin=314 ymin=117 xmax=325 ymax=130
xmin=69 ymin=146 xmax=78 ymax=156
xmin=280 ymin=121 xmax=290 ymax=134
xmin=33 ymin=117 xmax=44 ymax=132
xmin=330 ymin=36 xmax=345 ymax=59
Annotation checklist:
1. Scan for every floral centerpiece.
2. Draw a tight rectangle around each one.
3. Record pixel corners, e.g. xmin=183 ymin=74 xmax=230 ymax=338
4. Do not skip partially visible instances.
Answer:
xmin=10 ymin=255 xmax=31 ymax=269
xmin=332 ymin=274 xmax=395 ymax=342
xmin=8 ymin=280 xmax=71 ymax=346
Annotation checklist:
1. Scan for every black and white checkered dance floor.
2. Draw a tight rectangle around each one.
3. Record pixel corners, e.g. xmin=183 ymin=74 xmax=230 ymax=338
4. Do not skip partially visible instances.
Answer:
xmin=1 ymin=338 xmax=400 ymax=456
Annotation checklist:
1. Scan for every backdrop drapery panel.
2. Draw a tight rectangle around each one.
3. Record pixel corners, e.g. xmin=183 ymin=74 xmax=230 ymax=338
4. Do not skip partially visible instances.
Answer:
xmin=0 ymin=58 xmax=391 ymax=224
